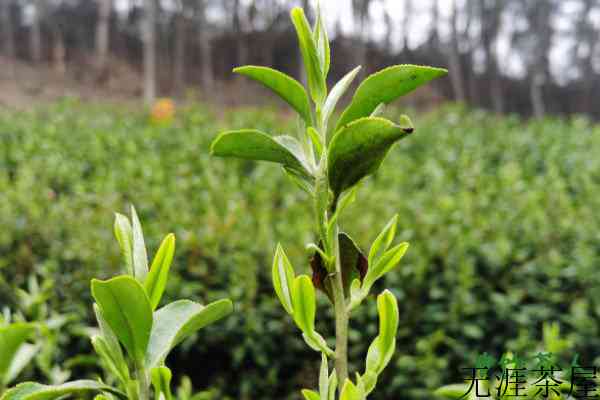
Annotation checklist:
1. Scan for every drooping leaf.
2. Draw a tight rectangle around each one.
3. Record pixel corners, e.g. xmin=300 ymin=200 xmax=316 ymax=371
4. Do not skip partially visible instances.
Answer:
xmin=113 ymin=213 xmax=133 ymax=276
xmin=335 ymin=64 xmax=448 ymax=130
xmin=292 ymin=275 xmax=316 ymax=334
xmin=130 ymin=206 xmax=149 ymax=282
xmin=272 ymin=244 xmax=296 ymax=315
xmin=368 ymin=214 xmax=399 ymax=266
xmin=301 ymin=389 xmax=320 ymax=400
xmin=322 ymin=66 xmax=361 ymax=132
xmin=328 ymin=116 xmax=414 ymax=198
xmin=290 ymin=7 xmax=326 ymax=104
xmin=210 ymin=129 xmax=313 ymax=178
xmin=310 ymin=233 xmax=367 ymax=303
xmin=151 ymin=366 xmax=173 ymax=400
xmin=146 ymin=299 xmax=233 ymax=369
xmin=0 ymin=380 xmax=126 ymax=400
xmin=233 ymin=66 xmax=312 ymax=123
xmin=0 ymin=323 xmax=37 ymax=385
xmin=5 ymin=343 xmax=39 ymax=385
xmin=91 ymin=276 xmax=153 ymax=363
xmin=144 ymin=234 xmax=176 ymax=310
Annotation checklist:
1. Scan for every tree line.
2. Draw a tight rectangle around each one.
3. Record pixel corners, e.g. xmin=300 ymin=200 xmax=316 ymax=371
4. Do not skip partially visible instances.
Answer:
xmin=1 ymin=0 xmax=599 ymax=118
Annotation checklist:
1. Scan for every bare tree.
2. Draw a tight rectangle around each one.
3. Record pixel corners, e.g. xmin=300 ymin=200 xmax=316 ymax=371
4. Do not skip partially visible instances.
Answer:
xmin=401 ymin=0 xmax=413 ymax=53
xmin=95 ymin=0 xmax=112 ymax=83
xmin=448 ymin=0 xmax=466 ymax=102
xmin=173 ymin=0 xmax=186 ymax=94
xmin=143 ymin=0 xmax=157 ymax=104
xmin=197 ymin=0 xmax=214 ymax=92
xmin=479 ymin=0 xmax=504 ymax=113
xmin=1 ymin=0 xmax=15 ymax=77
xmin=30 ymin=0 xmax=42 ymax=64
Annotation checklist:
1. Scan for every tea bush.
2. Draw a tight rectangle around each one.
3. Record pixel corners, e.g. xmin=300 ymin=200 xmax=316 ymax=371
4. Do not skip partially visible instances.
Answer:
xmin=2 ymin=100 xmax=600 ymax=399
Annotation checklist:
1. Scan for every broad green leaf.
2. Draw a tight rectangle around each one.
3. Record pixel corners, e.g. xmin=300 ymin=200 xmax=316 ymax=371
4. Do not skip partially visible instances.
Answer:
xmin=0 ymin=323 xmax=36 ymax=385
xmin=340 ymin=379 xmax=363 ymax=400
xmin=91 ymin=276 xmax=153 ymax=363
xmin=368 ymin=215 xmax=398 ymax=266
xmin=144 ymin=234 xmax=176 ymax=310
xmin=113 ymin=213 xmax=133 ymax=276
xmin=361 ymin=370 xmax=377 ymax=395
xmin=301 ymin=389 xmax=320 ymax=400
xmin=292 ymin=275 xmax=316 ymax=334
xmin=146 ymin=299 xmax=233 ymax=369
xmin=130 ymin=206 xmax=149 ymax=282
xmin=272 ymin=244 xmax=296 ymax=315
xmin=6 ymin=343 xmax=39 ymax=385
xmin=0 ymin=380 xmax=126 ymax=400
xmin=322 ymin=66 xmax=361 ymax=132
xmin=434 ymin=384 xmax=472 ymax=399
xmin=335 ymin=64 xmax=448 ymax=130
xmin=210 ymin=129 xmax=312 ymax=178
xmin=313 ymin=4 xmax=330 ymax=77
xmin=233 ymin=66 xmax=312 ymax=123
xmin=151 ymin=366 xmax=173 ymax=400
xmin=363 ymin=242 xmax=409 ymax=291
xmin=327 ymin=117 xmax=414 ymax=198
xmin=291 ymin=7 xmax=326 ymax=104
xmin=92 ymin=304 xmax=127 ymax=381
xmin=365 ymin=291 xmax=398 ymax=375
xmin=319 ymin=353 xmax=329 ymax=400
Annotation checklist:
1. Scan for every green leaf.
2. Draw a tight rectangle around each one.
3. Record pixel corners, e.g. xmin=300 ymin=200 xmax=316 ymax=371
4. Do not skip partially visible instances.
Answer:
xmin=210 ymin=129 xmax=312 ymax=178
xmin=302 ymin=332 xmax=334 ymax=357
xmin=0 ymin=323 xmax=37 ymax=385
xmin=91 ymin=276 xmax=153 ymax=363
xmin=319 ymin=353 xmax=329 ymax=400
xmin=340 ymin=379 xmax=364 ymax=400
xmin=363 ymin=242 xmax=409 ymax=292
xmin=144 ymin=234 xmax=176 ymax=310
xmin=146 ymin=299 xmax=233 ymax=370
xmin=313 ymin=4 xmax=330 ymax=78
xmin=0 ymin=381 xmax=126 ymax=400
xmin=327 ymin=117 xmax=414 ymax=198
xmin=6 ymin=343 xmax=39 ymax=385
xmin=130 ymin=206 xmax=149 ymax=282
xmin=292 ymin=275 xmax=316 ymax=334
xmin=365 ymin=290 xmax=398 ymax=375
xmin=151 ymin=366 xmax=173 ymax=400
xmin=272 ymin=244 xmax=296 ymax=315
xmin=113 ymin=213 xmax=133 ymax=276
xmin=290 ymin=7 xmax=326 ymax=104
xmin=335 ymin=64 xmax=448 ymax=130
xmin=322 ymin=66 xmax=361 ymax=132
xmin=301 ymin=389 xmax=320 ymax=400
xmin=307 ymin=127 xmax=323 ymax=159
xmin=368 ymin=215 xmax=398 ymax=266
xmin=92 ymin=304 xmax=128 ymax=381
xmin=233 ymin=66 xmax=312 ymax=123
xmin=361 ymin=370 xmax=377 ymax=395
xmin=91 ymin=336 xmax=127 ymax=384
xmin=327 ymin=371 xmax=337 ymax=400
xmin=434 ymin=384 xmax=472 ymax=399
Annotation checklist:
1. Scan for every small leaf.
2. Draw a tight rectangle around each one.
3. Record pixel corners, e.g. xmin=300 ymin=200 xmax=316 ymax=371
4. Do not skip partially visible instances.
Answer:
xmin=211 ymin=129 xmax=312 ymax=178
xmin=434 ymin=384 xmax=472 ymax=399
xmin=340 ymin=379 xmax=364 ymax=400
xmin=301 ymin=389 xmax=320 ymax=400
xmin=146 ymin=299 xmax=233 ymax=369
xmin=91 ymin=276 xmax=153 ymax=363
xmin=365 ymin=290 xmax=398 ymax=375
xmin=313 ymin=4 xmax=330 ymax=77
xmin=144 ymin=234 xmax=176 ymax=310
xmin=92 ymin=304 xmax=127 ymax=381
xmin=151 ymin=366 xmax=173 ymax=400
xmin=233 ymin=66 xmax=312 ymax=123
xmin=327 ymin=371 xmax=337 ymax=400
xmin=307 ymin=127 xmax=323 ymax=159
xmin=327 ymin=117 xmax=414 ymax=198
xmin=0 ymin=323 xmax=37 ymax=385
xmin=272 ymin=244 xmax=296 ymax=315
xmin=319 ymin=353 xmax=329 ymax=400
xmin=361 ymin=370 xmax=377 ymax=395
xmin=335 ymin=64 xmax=448 ymax=130
xmin=113 ymin=213 xmax=133 ymax=276
xmin=302 ymin=332 xmax=334 ymax=357
xmin=363 ymin=242 xmax=409 ymax=292
xmin=91 ymin=336 xmax=128 ymax=384
xmin=6 ymin=343 xmax=39 ymax=385
xmin=291 ymin=7 xmax=326 ymax=104
xmin=322 ymin=66 xmax=362 ymax=132
xmin=368 ymin=215 xmax=398 ymax=266
xmin=311 ymin=233 xmax=367 ymax=303
xmin=130 ymin=206 xmax=149 ymax=282
xmin=0 ymin=381 xmax=126 ymax=400
xmin=292 ymin=275 xmax=316 ymax=334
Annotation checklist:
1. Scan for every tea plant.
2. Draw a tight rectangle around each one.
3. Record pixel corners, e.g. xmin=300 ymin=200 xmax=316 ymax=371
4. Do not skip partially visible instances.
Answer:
xmin=210 ymin=4 xmax=446 ymax=399
xmin=1 ymin=206 xmax=233 ymax=400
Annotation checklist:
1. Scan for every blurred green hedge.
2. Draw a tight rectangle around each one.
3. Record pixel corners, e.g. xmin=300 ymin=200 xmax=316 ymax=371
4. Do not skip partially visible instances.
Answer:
xmin=2 ymin=100 xmax=600 ymax=399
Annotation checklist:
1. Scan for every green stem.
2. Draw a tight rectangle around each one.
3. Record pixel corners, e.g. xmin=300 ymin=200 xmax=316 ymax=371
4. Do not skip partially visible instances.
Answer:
xmin=331 ymin=226 xmax=349 ymax=386
xmin=136 ymin=363 xmax=149 ymax=400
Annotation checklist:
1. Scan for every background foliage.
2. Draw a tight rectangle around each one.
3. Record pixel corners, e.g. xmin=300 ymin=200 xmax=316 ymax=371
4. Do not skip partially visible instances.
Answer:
xmin=2 ymin=101 xmax=600 ymax=399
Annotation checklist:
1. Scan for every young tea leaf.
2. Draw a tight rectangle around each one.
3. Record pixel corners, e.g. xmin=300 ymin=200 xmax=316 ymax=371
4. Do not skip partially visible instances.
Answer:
xmin=368 ymin=214 xmax=399 ymax=266
xmin=301 ymin=389 xmax=320 ymax=400
xmin=292 ymin=275 xmax=316 ymax=334
xmin=113 ymin=213 xmax=133 ymax=276
xmin=144 ymin=233 xmax=176 ymax=310
xmin=130 ymin=205 xmax=149 ymax=282
xmin=0 ymin=323 xmax=37 ymax=386
xmin=233 ymin=66 xmax=312 ymax=124
xmin=151 ymin=366 xmax=173 ymax=400
xmin=0 ymin=381 xmax=126 ymax=400
xmin=327 ymin=117 xmax=414 ymax=199
xmin=272 ymin=244 xmax=296 ymax=315
xmin=91 ymin=276 xmax=153 ymax=363
xmin=335 ymin=64 xmax=447 ymax=130
xmin=322 ymin=66 xmax=361 ymax=133
xmin=340 ymin=379 xmax=364 ymax=400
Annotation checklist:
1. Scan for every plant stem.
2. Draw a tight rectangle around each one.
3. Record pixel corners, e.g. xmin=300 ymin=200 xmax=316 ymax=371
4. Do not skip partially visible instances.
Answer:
xmin=136 ymin=363 xmax=149 ymax=400
xmin=331 ymin=226 xmax=349 ymax=385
